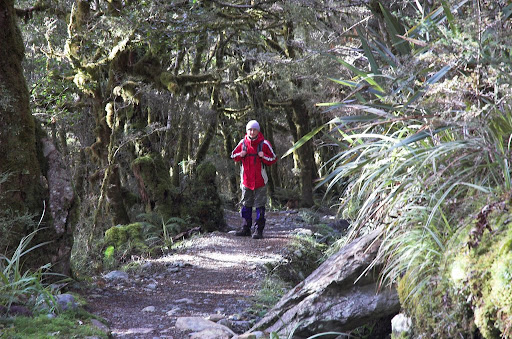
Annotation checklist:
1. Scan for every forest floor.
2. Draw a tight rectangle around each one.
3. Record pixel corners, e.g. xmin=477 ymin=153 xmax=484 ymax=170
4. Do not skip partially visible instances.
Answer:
xmin=81 ymin=208 xmax=324 ymax=338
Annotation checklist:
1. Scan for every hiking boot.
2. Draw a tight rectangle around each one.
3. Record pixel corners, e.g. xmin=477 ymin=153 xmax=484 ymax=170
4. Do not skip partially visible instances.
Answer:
xmin=252 ymin=218 xmax=265 ymax=239
xmin=235 ymin=219 xmax=252 ymax=236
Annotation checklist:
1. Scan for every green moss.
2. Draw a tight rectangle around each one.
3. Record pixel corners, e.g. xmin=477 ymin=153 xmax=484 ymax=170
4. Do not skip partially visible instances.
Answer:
xmin=395 ymin=200 xmax=512 ymax=338
xmin=2 ymin=310 xmax=109 ymax=338
xmin=104 ymin=222 xmax=148 ymax=255
xmin=391 ymin=333 xmax=411 ymax=339
xmin=249 ymin=277 xmax=291 ymax=318
xmin=442 ymin=207 xmax=512 ymax=338
xmin=196 ymin=162 xmax=217 ymax=183
xmin=113 ymin=81 xmax=140 ymax=104
xmin=160 ymin=72 xmax=178 ymax=92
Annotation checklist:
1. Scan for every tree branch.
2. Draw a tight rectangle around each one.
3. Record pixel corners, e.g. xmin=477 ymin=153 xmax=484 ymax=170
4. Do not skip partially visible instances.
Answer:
xmin=15 ymin=3 xmax=50 ymax=21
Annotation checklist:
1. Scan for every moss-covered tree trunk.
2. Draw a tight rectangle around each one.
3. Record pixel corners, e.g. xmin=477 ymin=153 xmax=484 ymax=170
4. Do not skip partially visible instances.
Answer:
xmin=291 ymin=98 xmax=315 ymax=207
xmin=0 ymin=0 xmax=42 ymax=217
xmin=67 ymin=0 xmax=130 ymax=232
xmin=220 ymin=122 xmax=238 ymax=199
xmin=0 ymin=0 xmax=74 ymax=274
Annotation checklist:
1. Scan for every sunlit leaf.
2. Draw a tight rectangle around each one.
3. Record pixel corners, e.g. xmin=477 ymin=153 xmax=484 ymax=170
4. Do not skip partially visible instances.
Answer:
xmin=281 ymin=125 xmax=325 ymax=159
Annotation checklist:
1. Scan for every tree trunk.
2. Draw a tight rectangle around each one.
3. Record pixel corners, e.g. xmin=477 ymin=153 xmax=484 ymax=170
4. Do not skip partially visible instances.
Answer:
xmin=0 ymin=0 xmax=42 ymax=217
xmin=172 ymin=107 xmax=191 ymax=187
xmin=220 ymin=123 xmax=238 ymax=199
xmin=0 ymin=0 xmax=74 ymax=275
xmin=262 ymin=120 xmax=277 ymax=200
xmin=194 ymin=109 xmax=218 ymax=168
xmin=291 ymin=98 xmax=315 ymax=207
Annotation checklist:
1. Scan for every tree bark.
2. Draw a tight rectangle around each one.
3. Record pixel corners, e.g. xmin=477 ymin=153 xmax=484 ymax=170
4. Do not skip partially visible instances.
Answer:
xmin=219 ymin=122 xmax=238 ymax=199
xmin=0 ymin=0 xmax=42 ymax=216
xmin=291 ymin=98 xmax=315 ymax=207
xmin=0 ymin=0 xmax=74 ymax=275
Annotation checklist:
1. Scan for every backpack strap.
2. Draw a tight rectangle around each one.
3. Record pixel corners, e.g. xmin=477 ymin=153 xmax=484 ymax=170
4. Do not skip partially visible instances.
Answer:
xmin=244 ymin=139 xmax=264 ymax=163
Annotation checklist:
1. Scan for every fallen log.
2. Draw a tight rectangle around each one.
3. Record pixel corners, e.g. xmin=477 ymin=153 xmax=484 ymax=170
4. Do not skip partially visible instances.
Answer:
xmin=250 ymin=227 xmax=400 ymax=338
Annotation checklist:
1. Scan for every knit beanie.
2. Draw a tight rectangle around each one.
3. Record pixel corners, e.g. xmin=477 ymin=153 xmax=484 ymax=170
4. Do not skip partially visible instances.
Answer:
xmin=246 ymin=120 xmax=260 ymax=131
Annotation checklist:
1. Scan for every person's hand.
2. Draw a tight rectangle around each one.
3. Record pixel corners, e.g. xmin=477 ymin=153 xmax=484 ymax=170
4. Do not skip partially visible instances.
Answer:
xmin=241 ymin=150 xmax=247 ymax=157
xmin=258 ymin=151 xmax=264 ymax=157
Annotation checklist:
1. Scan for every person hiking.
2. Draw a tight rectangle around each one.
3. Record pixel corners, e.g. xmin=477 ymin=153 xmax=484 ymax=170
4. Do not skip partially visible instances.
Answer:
xmin=231 ymin=120 xmax=277 ymax=239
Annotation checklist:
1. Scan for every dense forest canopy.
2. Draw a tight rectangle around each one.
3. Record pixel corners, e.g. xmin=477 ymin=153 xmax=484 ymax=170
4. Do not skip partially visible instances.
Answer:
xmin=2 ymin=0 xmax=512 ymax=337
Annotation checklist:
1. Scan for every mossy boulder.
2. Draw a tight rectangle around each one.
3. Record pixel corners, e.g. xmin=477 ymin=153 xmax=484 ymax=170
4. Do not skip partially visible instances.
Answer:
xmin=104 ymin=222 xmax=148 ymax=254
xmin=398 ymin=201 xmax=512 ymax=338
xmin=451 ymin=207 xmax=512 ymax=338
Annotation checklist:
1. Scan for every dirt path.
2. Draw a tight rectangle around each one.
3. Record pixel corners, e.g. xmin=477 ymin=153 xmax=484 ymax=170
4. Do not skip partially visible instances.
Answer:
xmin=83 ymin=209 xmax=309 ymax=338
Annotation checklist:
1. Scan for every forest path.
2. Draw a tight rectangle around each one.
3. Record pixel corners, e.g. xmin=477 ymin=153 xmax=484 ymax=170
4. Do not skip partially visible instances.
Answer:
xmin=82 ymin=209 xmax=312 ymax=338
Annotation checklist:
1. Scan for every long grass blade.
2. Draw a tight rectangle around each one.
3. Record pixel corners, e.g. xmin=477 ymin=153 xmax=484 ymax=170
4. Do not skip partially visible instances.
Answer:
xmin=379 ymin=3 xmax=411 ymax=55
xmin=281 ymin=125 xmax=325 ymax=159
xmin=357 ymin=26 xmax=380 ymax=75
xmin=441 ymin=1 xmax=458 ymax=34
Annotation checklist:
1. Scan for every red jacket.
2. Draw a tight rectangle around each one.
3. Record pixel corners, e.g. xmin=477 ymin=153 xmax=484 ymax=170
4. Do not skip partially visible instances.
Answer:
xmin=231 ymin=132 xmax=277 ymax=190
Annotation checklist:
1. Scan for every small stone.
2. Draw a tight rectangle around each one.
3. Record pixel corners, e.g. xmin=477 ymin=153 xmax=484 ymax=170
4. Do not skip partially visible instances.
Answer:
xmin=207 ymin=314 xmax=225 ymax=322
xmin=175 ymin=317 xmax=235 ymax=335
xmin=214 ymin=307 xmax=225 ymax=314
xmin=90 ymin=319 xmax=109 ymax=332
xmin=56 ymin=293 xmax=78 ymax=311
xmin=392 ymin=313 xmax=412 ymax=334
xmin=103 ymin=270 xmax=129 ymax=281
xmin=142 ymin=306 xmax=156 ymax=312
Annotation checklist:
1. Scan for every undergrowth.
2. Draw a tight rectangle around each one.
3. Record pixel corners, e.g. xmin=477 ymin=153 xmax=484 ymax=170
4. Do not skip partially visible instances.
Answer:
xmin=249 ymin=276 xmax=291 ymax=318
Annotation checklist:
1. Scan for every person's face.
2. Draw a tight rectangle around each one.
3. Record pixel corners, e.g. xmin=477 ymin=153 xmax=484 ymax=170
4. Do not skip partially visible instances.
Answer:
xmin=247 ymin=128 xmax=259 ymax=138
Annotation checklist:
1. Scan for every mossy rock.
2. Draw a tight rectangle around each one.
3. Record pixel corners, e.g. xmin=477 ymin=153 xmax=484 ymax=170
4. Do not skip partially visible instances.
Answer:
xmin=104 ymin=222 xmax=148 ymax=254
xmin=460 ymin=209 xmax=512 ymax=338
xmin=400 ymin=201 xmax=512 ymax=338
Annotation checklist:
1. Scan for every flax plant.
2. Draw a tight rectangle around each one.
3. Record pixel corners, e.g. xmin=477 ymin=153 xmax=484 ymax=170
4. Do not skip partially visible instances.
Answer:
xmin=285 ymin=1 xmax=512 ymax=317
xmin=0 ymin=228 xmax=56 ymax=313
